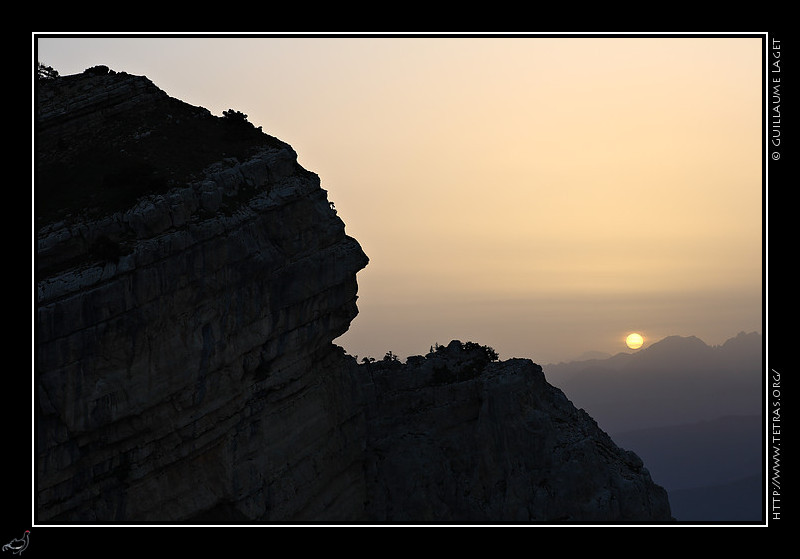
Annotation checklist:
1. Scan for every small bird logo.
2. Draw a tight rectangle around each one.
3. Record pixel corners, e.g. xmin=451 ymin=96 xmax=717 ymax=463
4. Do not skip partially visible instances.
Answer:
xmin=2 ymin=531 xmax=29 ymax=555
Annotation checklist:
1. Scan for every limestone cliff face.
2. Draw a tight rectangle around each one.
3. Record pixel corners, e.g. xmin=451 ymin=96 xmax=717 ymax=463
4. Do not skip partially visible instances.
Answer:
xmin=36 ymin=67 xmax=369 ymax=522
xmin=35 ymin=67 xmax=671 ymax=523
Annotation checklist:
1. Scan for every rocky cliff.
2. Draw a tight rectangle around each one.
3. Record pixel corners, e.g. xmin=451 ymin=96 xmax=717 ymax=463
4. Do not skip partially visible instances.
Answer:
xmin=35 ymin=66 xmax=671 ymax=523
xmin=359 ymin=341 xmax=672 ymax=522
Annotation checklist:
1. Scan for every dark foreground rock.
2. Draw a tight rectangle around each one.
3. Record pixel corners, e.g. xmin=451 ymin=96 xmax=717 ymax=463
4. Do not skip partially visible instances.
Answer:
xmin=35 ymin=66 xmax=671 ymax=523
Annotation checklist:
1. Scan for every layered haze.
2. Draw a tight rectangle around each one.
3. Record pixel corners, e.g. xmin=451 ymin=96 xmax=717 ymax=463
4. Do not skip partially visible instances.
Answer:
xmin=33 ymin=33 xmax=763 ymax=364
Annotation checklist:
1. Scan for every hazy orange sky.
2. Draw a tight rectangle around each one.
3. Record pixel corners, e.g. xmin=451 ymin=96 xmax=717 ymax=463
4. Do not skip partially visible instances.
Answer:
xmin=34 ymin=34 xmax=764 ymax=363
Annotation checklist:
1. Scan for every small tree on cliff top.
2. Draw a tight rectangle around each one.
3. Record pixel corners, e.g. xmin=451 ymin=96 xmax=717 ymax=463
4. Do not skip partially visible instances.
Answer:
xmin=222 ymin=108 xmax=262 ymax=132
xmin=37 ymin=62 xmax=59 ymax=80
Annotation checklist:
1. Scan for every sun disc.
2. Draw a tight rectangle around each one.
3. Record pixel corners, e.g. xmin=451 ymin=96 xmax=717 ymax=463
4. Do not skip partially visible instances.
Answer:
xmin=626 ymin=333 xmax=644 ymax=349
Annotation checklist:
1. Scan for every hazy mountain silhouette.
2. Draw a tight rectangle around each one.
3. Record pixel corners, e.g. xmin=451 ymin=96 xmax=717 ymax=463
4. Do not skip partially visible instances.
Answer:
xmin=543 ymin=332 xmax=762 ymax=433
xmin=612 ymin=415 xmax=763 ymax=521
xmin=612 ymin=414 xmax=762 ymax=490
xmin=544 ymin=332 xmax=763 ymax=522
xmin=575 ymin=350 xmax=613 ymax=361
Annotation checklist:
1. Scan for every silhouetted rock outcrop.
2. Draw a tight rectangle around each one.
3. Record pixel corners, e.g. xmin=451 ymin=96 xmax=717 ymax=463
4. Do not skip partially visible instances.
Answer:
xmin=35 ymin=67 xmax=671 ymax=523
xmin=358 ymin=341 xmax=671 ymax=522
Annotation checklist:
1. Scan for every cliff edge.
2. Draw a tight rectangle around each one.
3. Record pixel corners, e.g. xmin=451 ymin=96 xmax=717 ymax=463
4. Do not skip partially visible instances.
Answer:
xmin=34 ymin=66 xmax=671 ymax=523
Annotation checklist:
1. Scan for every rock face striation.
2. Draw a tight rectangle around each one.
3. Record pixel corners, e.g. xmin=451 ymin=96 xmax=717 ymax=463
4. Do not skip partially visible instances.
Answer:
xmin=35 ymin=66 xmax=671 ymax=523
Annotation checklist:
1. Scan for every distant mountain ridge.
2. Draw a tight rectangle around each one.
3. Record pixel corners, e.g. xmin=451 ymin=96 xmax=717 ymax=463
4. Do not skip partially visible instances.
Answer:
xmin=543 ymin=332 xmax=763 ymax=521
xmin=543 ymin=332 xmax=762 ymax=433
xmin=551 ymin=331 xmax=760 ymax=372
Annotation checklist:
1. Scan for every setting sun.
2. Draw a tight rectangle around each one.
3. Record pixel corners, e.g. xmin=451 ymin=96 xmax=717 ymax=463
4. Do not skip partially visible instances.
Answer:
xmin=626 ymin=333 xmax=644 ymax=350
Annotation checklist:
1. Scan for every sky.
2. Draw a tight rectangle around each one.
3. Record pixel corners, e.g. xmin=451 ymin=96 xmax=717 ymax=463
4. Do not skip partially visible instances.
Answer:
xmin=33 ymin=33 xmax=765 ymax=364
